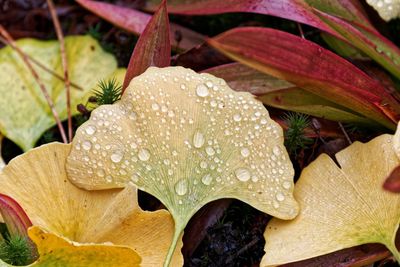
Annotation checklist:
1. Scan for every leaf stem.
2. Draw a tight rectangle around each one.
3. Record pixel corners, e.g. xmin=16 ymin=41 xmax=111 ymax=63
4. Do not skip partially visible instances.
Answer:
xmin=387 ymin=242 xmax=400 ymax=263
xmin=163 ymin=222 xmax=183 ymax=267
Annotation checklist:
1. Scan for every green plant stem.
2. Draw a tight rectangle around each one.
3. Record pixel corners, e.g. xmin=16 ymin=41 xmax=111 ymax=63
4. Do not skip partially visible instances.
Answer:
xmin=387 ymin=242 xmax=400 ymax=263
xmin=163 ymin=222 xmax=184 ymax=267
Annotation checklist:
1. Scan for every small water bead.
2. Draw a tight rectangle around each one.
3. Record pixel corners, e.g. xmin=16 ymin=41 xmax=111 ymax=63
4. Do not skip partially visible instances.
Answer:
xmin=272 ymin=146 xmax=281 ymax=156
xmin=174 ymin=179 xmax=188 ymax=196
xmin=235 ymin=168 xmax=251 ymax=182
xmin=241 ymin=147 xmax=250 ymax=157
xmin=105 ymin=175 xmax=113 ymax=183
xmin=205 ymin=147 xmax=215 ymax=156
xmin=200 ymin=161 xmax=208 ymax=169
xmin=233 ymin=114 xmax=242 ymax=122
xmin=201 ymin=174 xmax=213 ymax=185
xmin=210 ymin=100 xmax=217 ymax=107
xmin=131 ymin=174 xmax=139 ymax=182
xmin=97 ymin=169 xmax=105 ymax=177
xmin=196 ymin=84 xmax=209 ymax=97
xmin=138 ymin=149 xmax=151 ymax=161
xmin=282 ymin=181 xmax=291 ymax=190
xmin=82 ymin=141 xmax=92 ymax=151
xmin=111 ymin=150 xmax=124 ymax=163
xmin=276 ymin=192 xmax=285 ymax=202
xmin=151 ymin=103 xmax=160 ymax=111
xmin=205 ymin=81 xmax=213 ymax=88
xmin=193 ymin=131 xmax=205 ymax=148
xmin=85 ymin=125 xmax=96 ymax=135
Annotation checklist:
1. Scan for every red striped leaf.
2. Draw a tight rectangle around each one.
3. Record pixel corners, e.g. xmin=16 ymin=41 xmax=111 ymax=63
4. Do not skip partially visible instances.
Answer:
xmin=76 ymin=0 xmax=204 ymax=50
xmin=208 ymin=27 xmax=399 ymax=129
xmin=144 ymin=0 xmax=337 ymax=36
xmin=122 ymin=0 xmax=170 ymax=91
xmin=0 ymin=193 xmax=32 ymax=238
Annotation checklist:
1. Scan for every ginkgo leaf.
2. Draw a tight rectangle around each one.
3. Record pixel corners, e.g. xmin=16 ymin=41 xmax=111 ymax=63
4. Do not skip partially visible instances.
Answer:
xmin=25 ymin=226 xmax=141 ymax=267
xmin=0 ymin=36 xmax=118 ymax=151
xmin=366 ymin=0 xmax=400 ymax=21
xmin=66 ymin=66 xmax=299 ymax=265
xmin=261 ymin=129 xmax=400 ymax=266
xmin=0 ymin=143 xmax=182 ymax=267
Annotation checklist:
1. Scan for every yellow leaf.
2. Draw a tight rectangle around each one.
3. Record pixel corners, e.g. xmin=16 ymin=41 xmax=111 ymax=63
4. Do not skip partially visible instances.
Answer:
xmin=66 ymin=66 xmax=299 ymax=264
xmin=0 ymin=36 xmax=117 ymax=151
xmin=0 ymin=143 xmax=182 ymax=267
xmin=261 ymin=132 xmax=400 ymax=266
xmin=28 ymin=226 xmax=141 ymax=267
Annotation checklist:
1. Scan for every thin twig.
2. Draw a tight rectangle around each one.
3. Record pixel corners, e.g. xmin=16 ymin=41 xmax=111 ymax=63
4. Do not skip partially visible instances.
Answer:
xmin=297 ymin=23 xmax=305 ymax=39
xmin=338 ymin=122 xmax=352 ymax=144
xmin=0 ymin=36 xmax=83 ymax=91
xmin=0 ymin=25 xmax=68 ymax=144
xmin=46 ymin=0 xmax=72 ymax=142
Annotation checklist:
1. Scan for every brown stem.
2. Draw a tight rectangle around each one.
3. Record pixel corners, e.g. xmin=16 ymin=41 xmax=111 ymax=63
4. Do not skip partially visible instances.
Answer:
xmin=46 ymin=0 xmax=72 ymax=142
xmin=0 ymin=25 xmax=68 ymax=144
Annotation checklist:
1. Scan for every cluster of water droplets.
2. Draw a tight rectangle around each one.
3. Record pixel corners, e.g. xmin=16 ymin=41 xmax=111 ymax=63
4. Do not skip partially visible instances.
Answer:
xmin=68 ymin=67 xmax=295 ymax=215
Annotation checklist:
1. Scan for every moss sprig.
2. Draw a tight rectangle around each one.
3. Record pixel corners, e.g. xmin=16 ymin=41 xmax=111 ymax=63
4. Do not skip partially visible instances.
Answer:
xmin=92 ymin=78 xmax=122 ymax=106
xmin=283 ymin=112 xmax=313 ymax=155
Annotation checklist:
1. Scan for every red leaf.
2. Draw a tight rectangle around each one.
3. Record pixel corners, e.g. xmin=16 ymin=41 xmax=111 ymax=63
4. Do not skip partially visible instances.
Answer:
xmin=144 ymin=0 xmax=338 ymax=37
xmin=0 ymin=193 xmax=32 ymax=238
xmin=76 ymin=0 xmax=204 ymax=50
xmin=383 ymin=165 xmax=400 ymax=193
xmin=316 ymin=10 xmax=400 ymax=79
xmin=122 ymin=0 xmax=171 ymax=91
xmin=207 ymin=27 xmax=399 ymax=129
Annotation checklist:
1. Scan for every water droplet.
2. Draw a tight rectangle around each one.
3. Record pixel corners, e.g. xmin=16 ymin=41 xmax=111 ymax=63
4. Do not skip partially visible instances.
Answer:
xmin=235 ymin=168 xmax=251 ymax=182
xmin=82 ymin=140 xmax=92 ymax=151
xmin=152 ymin=103 xmax=160 ymax=111
xmin=205 ymin=146 xmax=215 ymax=156
xmin=200 ymin=161 xmax=208 ymax=169
xmin=111 ymin=150 xmax=124 ymax=163
xmin=196 ymin=84 xmax=209 ymax=97
xmin=138 ymin=149 xmax=150 ymax=161
xmin=233 ymin=114 xmax=242 ymax=122
xmin=85 ymin=125 xmax=96 ymax=135
xmin=131 ymin=174 xmax=139 ymax=182
xmin=241 ymin=148 xmax=250 ymax=157
xmin=97 ymin=169 xmax=105 ymax=177
xmin=282 ymin=181 xmax=291 ymax=189
xmin=174 ymin=179 xmax=188 ymax=196
xmin=273 ymin=146 xmax=281 ymax=156
xmin=205 ymin=81 xmax=213 ymax=88
xmin=106 ymin=175 xmax=113 ymax=183
xmin=193 ymin=131 xmax=205 ymax=148
xmin=201 ymin=174 xmax=213 ymax=185
xmin=276 ymin=192 xmax=285 ymax=202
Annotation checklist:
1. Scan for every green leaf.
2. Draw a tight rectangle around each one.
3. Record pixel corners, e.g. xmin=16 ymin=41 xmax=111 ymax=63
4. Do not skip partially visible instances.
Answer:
xmin=0 ymin=36 xmax=118 ymax=151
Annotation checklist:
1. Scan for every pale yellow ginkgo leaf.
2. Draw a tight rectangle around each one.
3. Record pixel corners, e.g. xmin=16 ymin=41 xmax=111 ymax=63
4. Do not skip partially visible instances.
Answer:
xmin=366 ymin=0 xmax=400 ymax=21
xmin=261 ymin=132 xmax=400 ymax=266
xmin=28 ymin=226 xmax=141 ymax=267
xmin=67 ymin=66 xmax=299 ymax=265
xmin=0 ymin=36 xmax=117 ymax=151
xmin=0 ymin=143 xmax=182 ymax=267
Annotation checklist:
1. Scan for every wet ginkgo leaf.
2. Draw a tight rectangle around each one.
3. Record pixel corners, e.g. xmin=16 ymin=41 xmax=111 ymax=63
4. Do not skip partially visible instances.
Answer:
xmin=23 ymin=226 xmax=141 ymax=267
xmin=261 ymin=129 xmax=400 ymax=266
xmin=366 ymin=0 xmax=400 ymax=21
xmin=0 ymin=36 xmax=118 ymax=151
xmin=67 ymin=66 xmax=299 ymax=265
xmin=0 ymin=143 xmax=182 ymax=267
